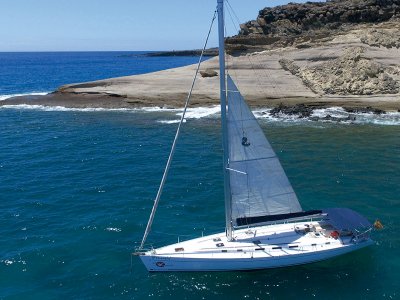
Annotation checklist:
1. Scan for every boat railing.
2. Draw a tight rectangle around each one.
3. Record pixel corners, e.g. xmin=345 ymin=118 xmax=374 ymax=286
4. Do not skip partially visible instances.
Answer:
xmin=176 ymin=231 xmax=206 ymax=243
xmin=133 ymin=230 xmax=211 ymax=254
xmin=132 ymin=245 xmax=155 ymax=255
xmin=352 ymin=227 xmax=373 ymax=243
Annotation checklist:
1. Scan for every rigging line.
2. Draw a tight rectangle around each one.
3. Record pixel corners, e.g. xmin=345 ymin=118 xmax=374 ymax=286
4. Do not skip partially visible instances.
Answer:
xmin=225 ymin=3 xmax=248 ymax=137
xmin=247 ymin=54 xmax=275 ymax=99
xmin=225 ymin=3 xmax=254 ymax=213
xmin=224 ymin=1 xmax=238 ymax=82
xmin=224 ymin=12 xmax=231 ymax=80
xmin=225 ymin=2 xmax=240 ymax=48
xmin=226 ymin=1 xmax=281 ymax=102
xmin=247 ymin=44 xmax=280 ymax=100
xmin=225 ymin=3 xmax=252 ymax=217
xmin=139 ymin=8 xmax=218 ymax=250
xmin=224 ymin=3 xmax=238 ymax=78
xmin=226 ymin=0 xmax=241 ymax=25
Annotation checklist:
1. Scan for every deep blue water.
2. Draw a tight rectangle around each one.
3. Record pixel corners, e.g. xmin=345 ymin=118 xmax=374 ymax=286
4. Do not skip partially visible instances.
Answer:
xmin=0 ymin=52 xmax=206 ymax=96
xmin=0 ymin=52 xmax=399 ymax=299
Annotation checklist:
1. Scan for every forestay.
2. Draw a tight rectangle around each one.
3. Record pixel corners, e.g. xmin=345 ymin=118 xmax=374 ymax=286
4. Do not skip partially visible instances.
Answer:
xmin=226 ymin=75 xmax=302 ymax=226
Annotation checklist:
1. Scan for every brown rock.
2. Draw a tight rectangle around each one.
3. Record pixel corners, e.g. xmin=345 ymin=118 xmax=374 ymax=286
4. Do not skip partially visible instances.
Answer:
xmin=200 ymin=69 xmax=218 ymax=78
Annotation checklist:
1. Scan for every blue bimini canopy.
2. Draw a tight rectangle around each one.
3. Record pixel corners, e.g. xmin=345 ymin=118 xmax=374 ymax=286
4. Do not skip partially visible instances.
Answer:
xmin=322 ymin=208 xmax=371 ymax=231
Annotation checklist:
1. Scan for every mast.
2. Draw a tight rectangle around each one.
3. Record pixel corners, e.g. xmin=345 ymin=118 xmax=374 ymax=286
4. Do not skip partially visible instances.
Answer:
xmin=217 ymin=0 xmax=233 ymax=240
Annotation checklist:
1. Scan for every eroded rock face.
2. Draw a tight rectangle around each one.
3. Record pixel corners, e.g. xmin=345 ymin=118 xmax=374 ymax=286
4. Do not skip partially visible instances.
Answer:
xmin=361 ymin=28 xmax=400 ymax=48
xmin=246 ymin=0 xmax=399 ymax=35
xmin=226 ymin=0 xmax=400 ymax=52
xmin=279 ymin=47 xmax=400 ymax=95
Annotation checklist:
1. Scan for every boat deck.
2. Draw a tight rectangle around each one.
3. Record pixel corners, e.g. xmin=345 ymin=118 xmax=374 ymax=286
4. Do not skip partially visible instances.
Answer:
xmin=147 ymin=221 xmax=353 ymax=259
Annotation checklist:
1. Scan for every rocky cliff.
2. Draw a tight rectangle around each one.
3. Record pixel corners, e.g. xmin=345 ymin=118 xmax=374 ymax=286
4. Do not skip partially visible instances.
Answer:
xmin=226 ymin=0 xmax=400 ymax=52
xmin=223 ymin=0 xmax=400 ymax=100
xmin=279 ymin=47 xmax=400 ymax=95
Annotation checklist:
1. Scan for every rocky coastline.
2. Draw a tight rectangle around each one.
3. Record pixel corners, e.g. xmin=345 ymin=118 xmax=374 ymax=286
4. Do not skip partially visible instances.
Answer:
xmin=267 ymin=103 xmax=387 ymax=122
xmin=227 ymin=0 xmax=400 ymax=52
xmin=1 ymin=0 xmax=400 ymax=114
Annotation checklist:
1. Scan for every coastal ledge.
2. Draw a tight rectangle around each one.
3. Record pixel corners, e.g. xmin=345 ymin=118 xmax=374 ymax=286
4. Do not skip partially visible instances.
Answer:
xmin=2 ymin=19 xmax=400 ymax=113
xmin=3 ymin=88 xmax=399 ymax=113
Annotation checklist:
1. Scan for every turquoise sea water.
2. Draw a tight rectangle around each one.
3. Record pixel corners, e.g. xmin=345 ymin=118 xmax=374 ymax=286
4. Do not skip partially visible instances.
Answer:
xmin=0 ymin=52 xmax=399 ymax=299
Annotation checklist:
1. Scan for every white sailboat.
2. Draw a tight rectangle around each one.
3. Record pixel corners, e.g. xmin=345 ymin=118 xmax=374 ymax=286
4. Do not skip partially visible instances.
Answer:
xmin=135 ymin=0 xmax=374 ymax=272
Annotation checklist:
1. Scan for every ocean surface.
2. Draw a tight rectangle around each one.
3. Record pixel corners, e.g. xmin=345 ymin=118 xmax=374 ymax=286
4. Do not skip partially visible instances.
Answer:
xmin=0 ymin=52 xmax=399 ymax=299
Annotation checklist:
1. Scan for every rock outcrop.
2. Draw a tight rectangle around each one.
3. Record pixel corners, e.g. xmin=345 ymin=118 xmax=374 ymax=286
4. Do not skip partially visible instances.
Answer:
xmin=200 ymin=69 xmax=218 ymax=78
xmin=360 ymin=28 xmax=400 ymax=48
xmin=270 ymin=103 xmax=314 ymax=118
xmin=279 ymin=47 xmax=400 ymax=95
xmin=226 ymin=0 xmax=400 ymax=52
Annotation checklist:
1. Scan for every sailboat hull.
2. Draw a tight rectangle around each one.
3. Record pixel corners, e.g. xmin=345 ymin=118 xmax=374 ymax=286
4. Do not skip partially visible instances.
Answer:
xmin=140 ymin=243 xmax=372 ymax=272
xmin=138 ymin=222 xmax=373 ymax=272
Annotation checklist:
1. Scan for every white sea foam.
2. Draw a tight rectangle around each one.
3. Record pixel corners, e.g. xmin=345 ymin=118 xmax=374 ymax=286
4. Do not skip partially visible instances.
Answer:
xmin=158 ymin=119 xmax=186 ymax=124
xmin=156 ymin=106 xmax=220 ymax=124
xmin=253 ymin=108 xmax=309 ymax=123
xmin=140 ymin=106 xmax=181 ymax=113
xmin=0 ymin=104 xmax=134 ymax=112
xmin=1 ymin=258 xmax=27 ymax=266
xmin=0 ymin=104 xmax=219 ymax=116
xmin=1 ymin=102 xmax=399 ymax=125
xmin=4 ymin=260 xmax=13 ymax=266
xmin=105 ymin=227 xmax=122 ymax=232
xmin=365 ymin=112 xmax=400 ymax=126
xmin=312 ymin=107 xmax=400 ymax=126
xmin=312 ymin=106 xmax=348 ymax=118
xmin=0 ymin=92 xmax=49 ymax=101
xmin=254 ymin=107 xmax=400 ymax=126
xmin=179 ymin=106 xmax=220 ymax=119
xmin=151 ymin=105 xmax=220 ymax=118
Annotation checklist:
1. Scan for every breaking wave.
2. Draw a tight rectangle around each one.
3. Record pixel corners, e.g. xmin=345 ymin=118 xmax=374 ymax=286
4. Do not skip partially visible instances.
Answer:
xmin=0 ymin=104 xmax=220 ymax=117
xmin=311 ymin=107 xmax=400 ymax=126
xmin=1 ymin=103 xmax=399 ymax=125
xmin=0 ymin=104 xmax=134 ymax=112
xmin=254 ymin=107 xmax=400 ymax=126
xmin=156 ymin=106 xmax=220 ymax=124
xmin=0 ymin=92 xmax=49 ymax=101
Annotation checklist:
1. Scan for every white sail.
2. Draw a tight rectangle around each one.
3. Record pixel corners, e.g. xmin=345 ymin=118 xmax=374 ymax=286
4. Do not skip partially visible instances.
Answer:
xmin=226 ymin=75 xmax=302 ymax=226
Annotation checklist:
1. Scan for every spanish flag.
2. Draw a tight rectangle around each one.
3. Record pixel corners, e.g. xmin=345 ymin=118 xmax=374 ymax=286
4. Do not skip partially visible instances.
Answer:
xmin=373 ymin=219 xmax=383 ymax=230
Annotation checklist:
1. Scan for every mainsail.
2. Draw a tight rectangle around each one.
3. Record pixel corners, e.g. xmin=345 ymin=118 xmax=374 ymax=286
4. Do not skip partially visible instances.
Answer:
xmin=226 ymin=75 xmax=302 ymax=226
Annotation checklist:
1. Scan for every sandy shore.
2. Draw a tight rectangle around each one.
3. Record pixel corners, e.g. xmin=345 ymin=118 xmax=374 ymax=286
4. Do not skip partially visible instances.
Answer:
xmin=2 ymin=26 xmax=399 ymax=112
